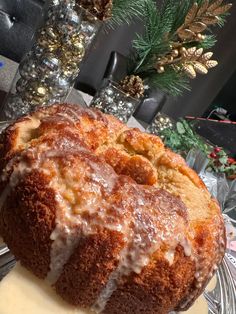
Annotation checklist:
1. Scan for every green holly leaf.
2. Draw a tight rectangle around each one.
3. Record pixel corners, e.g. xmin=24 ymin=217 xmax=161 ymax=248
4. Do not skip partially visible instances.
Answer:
xmin=219 ymin=156 xmax=228 ymax=164
xmin=176 ymin=122 xmax=185 ymax=134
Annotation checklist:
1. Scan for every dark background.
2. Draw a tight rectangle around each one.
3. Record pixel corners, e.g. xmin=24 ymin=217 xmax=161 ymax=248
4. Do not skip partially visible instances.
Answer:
xmin=0 ymin=0 xmax=236 ymax=120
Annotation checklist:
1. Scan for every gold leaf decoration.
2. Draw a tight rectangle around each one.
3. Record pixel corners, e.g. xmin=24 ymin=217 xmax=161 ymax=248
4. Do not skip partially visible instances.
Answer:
xmin=201 ymin=52 xmax=213 ymax=61
xmin=201 ymin=15 xmax=219 ymax=25
xmin=189 ymin=21 xmax=207 ymax=33
xmin=193 ymin=62 xmax=208 ymax=74
xmin=195 ymin=48 xmax=203 ymax=58
xmin=178 ymin=29 xmax=195 ymax=40
xmin=183 ymin=64 xmax=196 ymax=79
xmin=187 ymin=47 xmax=197 ymax=57
xmin=185 ymin=3 xmax=199 ymax=25
xmin=197 ymin=0 xmax=209 ymax=16
xmin=212 ymin=3 xmax=232 ymax=15
xmin=208 ymin=0 xmax=224 ymax=12
xmin=205 ymin=60 xmax=218 ymax=68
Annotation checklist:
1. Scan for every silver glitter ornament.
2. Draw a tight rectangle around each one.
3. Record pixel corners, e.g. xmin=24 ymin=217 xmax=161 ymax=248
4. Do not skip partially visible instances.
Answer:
xmin=19 ymin=56 xmax=38 ymax=80
xmin=56 ymin=9 xmax=81 ymax=34
xmin=38 ymin=54 xmax=61 ymax=79
xmin=33 ymin=45 xmax=44 ymax=58
xmin=16 ymin=78 xmax=28 ymax=93
xmin=49 ymin=76 xmax=71 ymax=97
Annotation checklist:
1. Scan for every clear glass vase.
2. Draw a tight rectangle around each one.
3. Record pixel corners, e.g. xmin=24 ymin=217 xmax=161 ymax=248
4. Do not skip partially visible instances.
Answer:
xmin=0 ymin=0 xmax=101 ymax=120
xmin=146 ymin=112 xmax=174 ymax=136
xmin=90 ymin=81 xmax=141 ymax=123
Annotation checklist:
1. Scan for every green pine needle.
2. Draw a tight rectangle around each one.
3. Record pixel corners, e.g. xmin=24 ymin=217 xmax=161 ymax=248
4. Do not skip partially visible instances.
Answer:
xmin=197 ymin=35 xmax=217 ymax=49
xmin=217 ymin=12 xmax=230 ymax=28
xmin=146 ymin=67 xmax=190 ymax=96
xmin=107 ymin=0 xmax=147 ymax=28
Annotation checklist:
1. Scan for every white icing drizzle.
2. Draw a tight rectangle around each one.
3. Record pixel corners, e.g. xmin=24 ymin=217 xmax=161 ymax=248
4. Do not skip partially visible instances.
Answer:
xmin=92 ymin=186 xmax=191 ymax=313
xmin=179 ymin=215 xmax=225 ymax=310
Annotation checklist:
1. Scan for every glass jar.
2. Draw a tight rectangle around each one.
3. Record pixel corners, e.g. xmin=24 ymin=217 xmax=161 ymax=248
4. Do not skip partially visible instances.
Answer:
xmin=90 ymin=80 xmax=141 ymax=123
xmin=1 ymin=1 xmax=101 ymax=120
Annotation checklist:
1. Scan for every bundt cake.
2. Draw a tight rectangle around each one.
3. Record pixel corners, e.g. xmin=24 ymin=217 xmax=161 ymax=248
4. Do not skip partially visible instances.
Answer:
xmin=0 ymin=104 xmax=225 ymax=313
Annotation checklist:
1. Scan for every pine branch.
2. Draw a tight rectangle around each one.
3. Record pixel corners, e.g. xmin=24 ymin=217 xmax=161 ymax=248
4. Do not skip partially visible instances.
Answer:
xmin=146 ymin=67 xmax=190 ymax=96
xmin=217 ymin=12 xmax=230 ymax=27
xmin=132 ymin=0 xmax=176 ymax=73
xmin=106 ymin=0 xmax=147 ymax=28
xmin=124 ymin=0 xmax=232 ymax=97
xmin=197 ymin=34 xmax=217 ymax=49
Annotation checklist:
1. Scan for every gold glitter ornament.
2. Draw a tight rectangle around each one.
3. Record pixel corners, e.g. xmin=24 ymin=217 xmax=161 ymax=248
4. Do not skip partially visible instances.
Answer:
xmin=61 ymin=61 xmax=80 ymax=79
xmin=172 ymin=49 xmax=179 ymax=57
xmin=62 ymin=46 xmax=85 ymax=62
xmin=179 ymin=47 xmax=187 ymax=56
xmin=27 ymin=81 xmax=49 ymax=97
xmin=157 ymin=66 xmax=165 ymax=73
xmin=22 ymin=81 xmax=49 ymax=106
xmin=196 ymin=33 xmax=204 ymax=41
xmin=71 ymin=33 xmax=86 ymax=49
xmin=37 ymin=27 xmax=61 ymax=52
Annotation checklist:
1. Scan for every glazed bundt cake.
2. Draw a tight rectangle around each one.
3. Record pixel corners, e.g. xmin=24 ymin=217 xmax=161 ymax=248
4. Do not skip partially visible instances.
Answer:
xmin=0 ymin=104 xmax=225 ymax=313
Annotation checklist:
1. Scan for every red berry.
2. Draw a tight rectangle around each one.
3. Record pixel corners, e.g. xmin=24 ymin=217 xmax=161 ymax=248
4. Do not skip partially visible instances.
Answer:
xmin=210 ymin=152 xmax=217 ymax=158
xmin=214 ymin=147 xmax=221 ymax=153
xmin=228 ymin=158 xmax=235 ymax=164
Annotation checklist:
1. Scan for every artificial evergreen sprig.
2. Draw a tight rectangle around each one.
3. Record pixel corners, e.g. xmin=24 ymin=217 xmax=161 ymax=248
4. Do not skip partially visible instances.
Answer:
xmin=108 ymin=0 xmax=147 ymax=27
xmin=123 ymin=0 xmax=232 ymax=96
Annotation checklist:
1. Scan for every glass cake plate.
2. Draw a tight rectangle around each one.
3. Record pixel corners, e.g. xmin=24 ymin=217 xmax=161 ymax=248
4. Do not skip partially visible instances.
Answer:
xmin=0 ymin=244 xmax=235 ymax=314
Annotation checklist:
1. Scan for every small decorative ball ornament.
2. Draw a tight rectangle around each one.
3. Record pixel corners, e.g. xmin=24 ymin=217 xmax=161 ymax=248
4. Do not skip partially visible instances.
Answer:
xmin=49 ymin=76 xmax=71 ymax=97
xmin=146 ymin=112 xmax=174 ymax=135
xmin=57 ymin=8 xmax=81 ymax=34
xmin=179 ymin=47 xmax=187 ymax=56
xmin=38 ymin=54 xmax=61 ymax=79
xmin=34 ymin=45 xmax=44 ymax=58
xmin=172 ymin=49 xmax=179 ymax=57
xmin=157 ymin=66 xmax=165 ymax=73
xmin=19 ymin=57 xmax=38 ymax=80
xmin=22 ymin=81 xmax=49 ymax=106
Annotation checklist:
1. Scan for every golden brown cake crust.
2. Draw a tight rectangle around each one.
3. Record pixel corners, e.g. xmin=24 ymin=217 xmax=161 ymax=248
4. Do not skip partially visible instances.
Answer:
xmin=0 ymin=104 xmax=225 ymax=314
